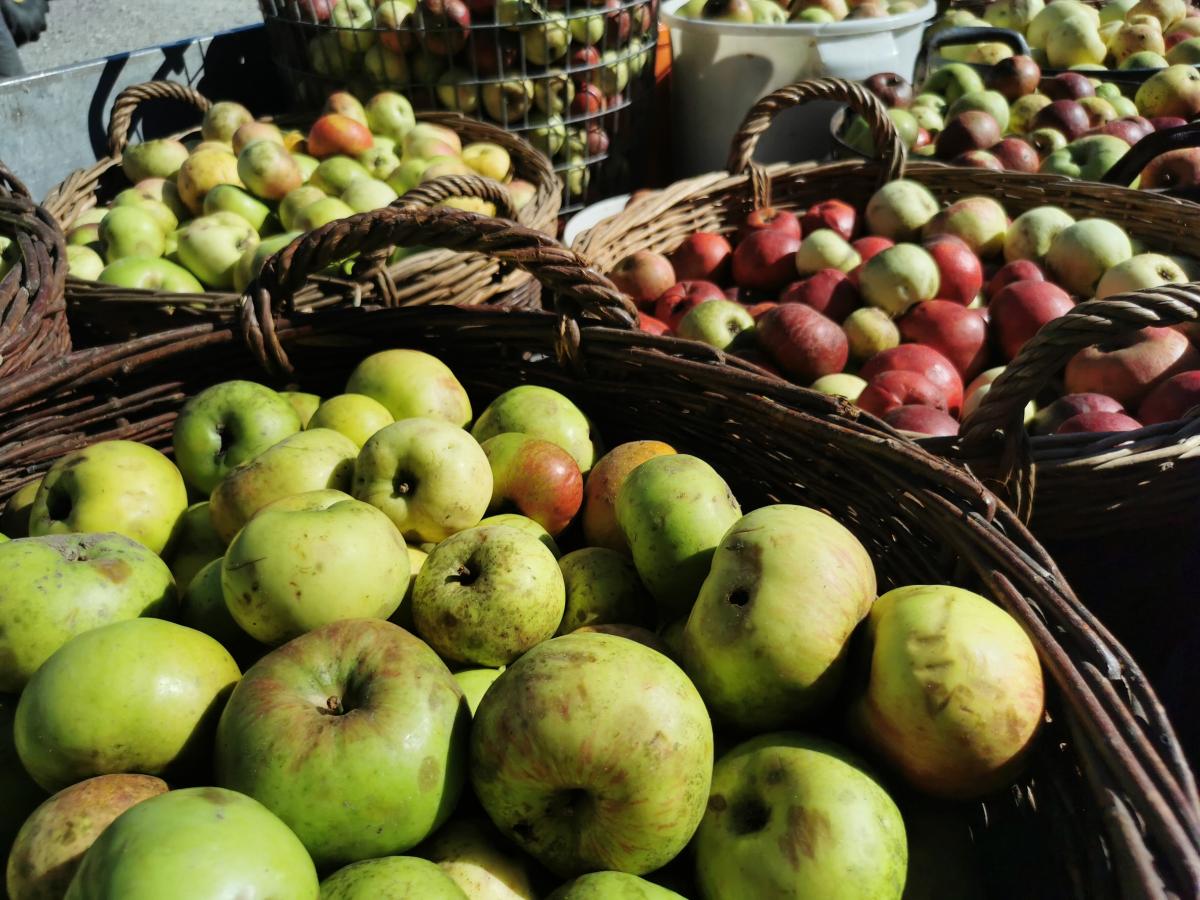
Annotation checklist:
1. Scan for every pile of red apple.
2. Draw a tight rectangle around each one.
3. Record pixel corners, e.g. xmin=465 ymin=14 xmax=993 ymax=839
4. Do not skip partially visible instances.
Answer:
xmin=612 ymin=179 xmax=1200 ymax=437
xmin=0 ymin=347 xmax=1045 ymax=897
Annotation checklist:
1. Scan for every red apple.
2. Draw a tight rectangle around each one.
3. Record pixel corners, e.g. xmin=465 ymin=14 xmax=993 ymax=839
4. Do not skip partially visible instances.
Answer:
xmin=586 ymin=126 xmax=610 ymax=156
xmin=779 ymin=269 xmax=859 ymax=322
xmin=864 ymin=72 xmax=914 ymax=108
xmin=1090 ymin=116 xmax=1154 ymax=146
xmin=732 ymin=230 xmax=802 ymax=292
xmin=898 ymin=300 xmax=990 ymax=380
xmin=1066 ymin=326 xmax=1200 ymax=406
xmin=951 ymin=150 xmax=1005 ymax=171
xmin=987 ymin=55 xmax=1041 ymax=101
xmin=986 ymin=260 xmax=1044 ymax=299
xmin=1139 ymin=370 xmax=1200 ymax=423
xmin=860 ymin=344 xmax=965 ymax=414
xmin=572 ymin=83 xmax=607 ymax=116
xmin=654 ymin=280 xmax=725 ymax=330
xmin=857 ymin=370 xmax=950 ymax=417
xmin=1033 ymin=100 xmax=1091 ymax=140
xmin=801 ymin=200 xmax=857 ymax=241
xmin=604 ymin=0 xmax=632 ymax=44
xmin=1040 ymin=72 xmax=1095 ymax=101
xmin=638 ymin=311 xmax=670 ymax=335
xmin=1150 ymin=116 xmax=1188 ymax=130
xmin=1055 ymin=411 xmax=1143 ymax=434
xmin=739 ymin=207 xmax=802 ymax=240
xmin=298 ymin=0 xmax=334 ymax=20
xmin=669 ymin=232 xmax=733 ymax=282
xmin=1140 ymin=147 xmax=1200 ymax=190
xmin=571 ymin=46 xmax=602 ymax=68
xmin=923 ymin=233 xmax=984 ymax=306
xmin=1031 ymin=392 xmax=1126 ymax=434
xmin=756 ymin=303 xmax=849 ymax=382
xmin=418 ymin=0 xmax=471 ymax=54
xmin=884 ymin=405 xmax=961 ymax=436
xmin=610 ymin=250 xmax=676 ymax=307
xmin=745 ymin=301 xmax=779 ymax=319
xmin=935 ymin=111 xmax=1001 ymax=160
xmin=989 ymin=280 xmax=1075 ymax=361
xmin=852 ymin=236 xmax=894 ymax=263
xmin=484 ymin=434 xmax=584 ymax=536
xmin=989 ymin=137 xmax=1040 ymax=173
xmin=307 ymin=114 xmax=374 ymax=158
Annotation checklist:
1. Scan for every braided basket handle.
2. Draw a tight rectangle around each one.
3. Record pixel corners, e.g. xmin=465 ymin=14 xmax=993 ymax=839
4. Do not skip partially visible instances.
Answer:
xmin=107 ymin=81 xmax=214 ymax=157
xmin=394 ymin=173 xmax=518 ymax=221
xmin=726 ymin=77 xmax=907 ymax=196
xmin=0 ymin=160 xmax=31 ymax=201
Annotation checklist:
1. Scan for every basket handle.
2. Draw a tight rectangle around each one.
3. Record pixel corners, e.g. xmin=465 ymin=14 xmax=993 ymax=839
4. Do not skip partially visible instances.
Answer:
xmin=923 ymin=24 xmax=1030 ymax=57
xmin=726 ymin=78 xmax=906 ymax=201
xmin=107 ymin=81 xmax=214 ymax=157
xmin=393 ymin=173 xmax=518 ymax=221
xmin=957 ymin=284 xmax=1200 ymax=516
xmin=0 ymin=160 xmax=31 ymax=201
xmin=1101 ymin=123 xmax=1200 ymax=193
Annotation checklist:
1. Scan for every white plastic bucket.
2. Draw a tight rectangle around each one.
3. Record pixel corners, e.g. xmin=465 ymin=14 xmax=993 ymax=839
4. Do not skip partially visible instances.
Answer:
xmin=664 ymin=0 xmax=936 ymax=176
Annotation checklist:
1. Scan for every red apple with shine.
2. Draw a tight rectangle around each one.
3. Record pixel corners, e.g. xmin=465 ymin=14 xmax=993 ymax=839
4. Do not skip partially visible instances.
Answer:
xmin=1033 ymin=100 xmax=1090 ymax=140
xmin=779 ymin=269 xmax=859 ymax=322
xmin=756 ymin=303 xmax=849 ymax=382
xmin=898 ymin=300 xmax=990 ymax=380
xmin=483 ymin=433 xmax=584 ymax=536
xmin=669 ymin=232 xmax=733 ymax=282
xmin=884 ymin=405 xmax=961 ymax=436
xmin=654 ymin=280 xmax=725 ymax=330
xmin=638 ymin=312 xmax=670 ymax=335
xmin=739 ymin=207 xmax=802 ymax=240
xmin=990 ymin=280 xmax=1074 ymax=361
xmin=935 ymin=111 xmax=1001 ymax=159
xmin=989 ymin=138 xmax=1040 ymax=173
xmin=1055 ymin=411 xmax=1142 ymax=434
xmin=1138 ymin=370 xmax=1200 ymax=423
xmin=1091 ymin=117 xmax=1154 ymax=146
xmin=307 ymin=114 xmax=374 ymax=158
xmin=732 ymin=230 xmax=802 ymax=291
xmin=1041 ymin=72 xmax=1095 ymax=101
xmin=857 ymin=370 xmax=950 ymax=417
xmin=800 ymin=200 xmax=857 ymax=241
xmin=923 ymin=233 xmax=984 ymax=305
xmin=1150 ymin=116 xmax=1188 ymax=130
xmin=860 ymin=344 xmax=964 ymax=415
xmin=1140 ymin=147 xmax=1200 ymax=190
xmin=610 ymin=250 xmax=676 ymax=307
xmin=1065 ymin=326 xmax=1200 ymax=406
xmin=986 ymin=260 xmax=1044 ymax=299
xmin=1032 ymin=392 xmax=1125 ymax=434
xmin=987 ymin=55 xmax=1041 ymax=101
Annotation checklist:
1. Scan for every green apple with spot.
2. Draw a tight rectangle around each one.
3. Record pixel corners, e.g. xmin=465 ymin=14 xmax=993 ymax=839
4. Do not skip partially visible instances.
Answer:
xmin=279 ymin=185 xmax=327 ymax=231
xmin=63 ymin=787 xmax=319 ymax=900
xmin=280 ymin=391 xmax=322 ymax=427
xmin=16 ymin=618 xmax=240 ymax=791
xmin=413 ymin=524 xmax=564 ymax=666
xmin=321 ymin=857 xmax=467 ymax=899
xmin=121 ymin=138 xmax=190 ymax=182
xmin=476 ymin=513 xmax=561 ymax=557
xmin=472 ymin=385 xmax=600 ymax=473
xmin=388 ymin=158 xmax=431 ymax=195
xmin=201 ymin=100 xmax=254 ymax=143
xmin=346 ymin=349 xmax=473 ymax=425
xmin=215 ymin=618 xmax=469 ymax=867
xmin=296 ymin=196 xmax=355 ymax=231
xmin=422 ymin=817 xmax=537 ymax=900
xmin=311 ymin=156 xmax=371 ymax=195
xmin=366 ymin=91 xmax=417 ymax=142
xmin=176 ymin=213 xmax=259 ymax=289
xmin=859 ymin=244 xmax=940 ymax=317
xmin=163 ymin=501 xmax=225 ymax=590
xmin=556 ymin=547 xmax=650 ymax=634
xmin=308 ymin=393 xmax=395 ymax=447
xmin=1096 ymin=252 xmax=1187 ymax=299
xmin=233 ymin=230 xmax=302 ymax=292
xmin=179 ymin=558 xmax=264 ymax=668
xmin=97 ymin=256 xmax=204 ymax=292
xmin=98 ymin=207 xmax=166 ymax=262
xmin=359 ymin=143 xmax=401 ymax=180
xmin=795 ymin=229 xmax=862 ymax=275
xmin=236 ymin=140 xmax=304 ymax=201
xmin=948 ymin=89 xmax=1010 ymax=133
xmin=865 ymin=180 xmax=939 ymax=241
xmin=111 ymin=189 xmax=178 ymax=234
xmin=920 ymin=63 xmax=984 ymax=104
xmin=342 ymin=177 xmax=400 ymax=212
xmin=1136 ymin=63 xmax=1200 ymax=117
xmin=173 ymin=379 xmax=302 ymax=494
xmin=67 ymin=245 xmax=105 ymax=280
xmin=923 ymin=196 xmax=1008 ymax=257
xmin=202 ymin=184 xmax=272 ymax=234
xmin=548 ymin=872 xmax=686 ymax=899
xmin=1046 ymin=218 xmax=1133 ymax=296
xmin=1038 ymin=134 xmax=1130 ymax=180
xmin=1004 ymin=206 xmax=1075 ymax=263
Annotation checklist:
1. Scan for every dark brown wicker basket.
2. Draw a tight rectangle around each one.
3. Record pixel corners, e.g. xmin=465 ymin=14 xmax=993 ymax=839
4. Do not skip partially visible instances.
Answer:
xmin=572 ymin=76 xmax=1200 ymax=541
xmin=0 ymin=162 xmax=69 ymax=377
xmin=2 ymin=205 xmax=1197 ymax=899
xmin=40 ymin=80 xmax=561 ymax=344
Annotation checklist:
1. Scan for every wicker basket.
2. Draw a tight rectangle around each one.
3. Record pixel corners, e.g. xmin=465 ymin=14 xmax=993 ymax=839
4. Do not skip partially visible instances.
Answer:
xmin=0 ymin=162 xmax=69 ymax=377
xmin=40 ymin=80 xmax=561 ymax=345
xmin=1 ymin=204 xmax=1198 ymax=898
xmin=572 ymin=76 xmax=1200 ymax=541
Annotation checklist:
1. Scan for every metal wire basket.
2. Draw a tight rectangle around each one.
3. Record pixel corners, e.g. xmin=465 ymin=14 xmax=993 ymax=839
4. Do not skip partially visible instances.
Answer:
xmin=258 ymin=0 xmax=659 ymax=217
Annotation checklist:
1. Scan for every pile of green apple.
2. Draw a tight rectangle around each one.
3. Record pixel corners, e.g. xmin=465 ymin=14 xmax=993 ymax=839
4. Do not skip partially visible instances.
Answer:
xmin=0 ymin=346 xmax=1045 ymax=897
xmin=677 ymin=0 xmax=925 ymax=25
xmin=64 ymin=89 xmax=533 ymax=295
xmin=932 ymin=0 xmax=1200 ymax=70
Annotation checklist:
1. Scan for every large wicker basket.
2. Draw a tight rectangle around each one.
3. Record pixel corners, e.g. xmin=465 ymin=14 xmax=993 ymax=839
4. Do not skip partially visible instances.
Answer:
xmin=40 ymin=80 xmax=560 ymax=344
xmin=572 ymin=76 xmax=1200 ymax=543
xmin=1 ymin=205 xmax=1197 ymax=899
xmin=0 ymin=162 xmax=69 ymax=377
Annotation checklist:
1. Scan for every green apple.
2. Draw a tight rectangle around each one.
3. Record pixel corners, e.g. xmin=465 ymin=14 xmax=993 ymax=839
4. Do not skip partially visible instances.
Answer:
xmin=404 ymin=122 xmax=463 ymax=159
xmin=471 ymin=386 xmax=600 ymax=473
xmin=67 ymin=244 xmax=105 ymax=280
xmin=209 ymin=427 xmax=358 ymax=543
xmin=29 ymin=440 xmax=186 ymax=556
xmin=353 ymin=418 xmax=492 ymax=543
xmin=598 ymin=50 xmax=630 ymax=96
xmin=1028 ymin=0 xmax=1098 ymax=46
xmin=1111 ymin=95 xmax=1140 ymax=117
xmin=342 ymin=177 xmax=400 ymax=212
xmin=131 ymin=177 xmax=190 ymax=222
xmin=1046 ymin=218 xmax=1133 ymax=296
xmin=1004 ymin=206 xmax=1075 ymax=263
xmin=1167 ymin=36 xmax=1200 ymax=62
xmin=363 ymin=42 xmax=409 ymax=83
xmin=1121 ymin=49 xmax=1170 ymax=67
xmin=163 ymin=501 xmax=225 ymax=589
xmin=1096 ymin=252 xmax=1187 ymax=299
xmin=173 ymin=379 xmax=302 ymax=494
xmin=947 ymin=89 xmax=1010 ymax=133
xmin=453 ymin=668 xmax=503 ymax=715
xmin=223 ymin=489 xmax=409 ymax=644
xmin=120 ymin=138 xmax=189 ymax=183
xmin=358 ymin=144 xmax=401 ymax=180
xmin=793 ymin=6 xmax=834 ymax=20
xmin=0 ymin=533 xmax=176 ymax=692
xmin=98 ymin=206 xmax=165 ymax=262
xmin=66 ymin=222 xmax=102 ymax=250
xmin=547 ymin=872 xmax=685 ymax=899
xmin=203 ymin=184 xmax=272 ymax=233
xmin=470 ymin=632 xmax=712 ymax=876
xmin=1101 ymin=0 xmax=1138 ymax=22
xmin=97 ymin=257 xmax=205 ymax=292
xmin=280 ymin=390 xmax=322 ymax=427
xmin=201 ymin=100 xmax=254 ymax=144
xmin=1008 ymin=94 xmax=1052 ymax=134
xmin=675 ymin=299 xmax=754 ymax=351
xmin=414 ymin=524 xmax=564 ymax=666
xmin=2 ymin=696 xmax=46 ymax=886
xmin=982 ymin=0 xmax=1043 ymax=30
xmin=1 ymin=477 xmax=41 ymax=537
xmin=557 ymin=547 xmax=651 ymax=634
xmin=63 ymin=787 xmax=318 ymax=899
xmin=308 ymin=393 xmax=395 ymax=447
xmin=311 ymin=156 xmax=371 ymax=195
xmin=388 ymin=157 xmax=431 ymax=195
xmin=859 ymin=244 xmax=940 ymax=316
xmin=366 ymin=91 xmax=417 ymax=142
xmin=1046 ymin=16 xmax=1107 ymax=67
xmin=237 ymin=140 xmax=304 ymax=201
xmin=112 ymin=188 xmax=178 ymax=234
xmin=749 ymin=0 xmax=788 ymax=21
xmin=795 ymin=228 xmax=862 ymax=275
xmin=296 ymin=196 xmax=355 ymax=231
xmin=176 ymin=213 xmax=260 ymax=289
xmin=1130 ymin=0 xmax=1187 ymax=29
xmin=461 ymin=142 xmax=513 ymax=182
xmin=682 ymin=505 xmax=875 ymax=729
xmin=233 ymin=230 xmax=302 ymax=292
xmin=864 ymin=180 xmax=940 ymax=241
xmin=694 ymin=733 xmax=907 ymax=899
xmin=321 ymin=857 xmax=468 ymax=899
xmin=6 ymin=774 xmax=168 ymax=900
xmin=15 ymin=618 xmax=240 ymax=791
xmin=345 ymin=349 xmax=473 ymax=426
xmin=1110 ymin=20 xmax=1166 ymax=63
xmin=923 ymin=196 xmax=1008 ymax=257
xmin=216 ymin=618 xmax=468 ymax=866
xmin=180 ymin=558 xmax=264 ymax=668
xmin=1136 ymin=63 xmax=1200 ymax=117
xmin=810 ymin=372 xmax=868 ymax=401
xmin=844 ymin=307 xmax=901 ymax=362
xmin=476 ymin=512 xmax=561 ymax=557
xmin=851 ymin=585 xmax=1044 ymax=798
xmin=615 ymin=454 xmax=741 ymax=622
xmin=279 ymin=185 xmax=327 ymax=231
xmin=422 ymin=817 xmax=537 ymax=899
xmin=919 ymin=63 xmax=984 ymax=104
xmin=1038 ymin=134 xmax=1129 ymax=180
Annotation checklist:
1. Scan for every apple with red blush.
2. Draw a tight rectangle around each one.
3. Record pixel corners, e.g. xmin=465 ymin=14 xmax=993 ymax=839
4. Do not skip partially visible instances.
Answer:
xmin=922 ymin=233 xmax=983 ymax=305
xmin=1055 ymin=411 xmax=1142 ymax=434
xmin=987 ymin=260 xmax=1044 ymax=299
xmin=852 ymin=236 xmax=893 ymax=263
xmin=1150 ymin=117 xmax=1188 ymax=131
xmin=669 ymin=232 xmax=732 ymax=282
xmin=732 ymin=230 xmax=802 ymax=291
xmin=884 ymin=405 xmax=961 ymax=436
xmin=1032 ymin=392 xmax=1126 ymax=434
xmin=952 ymin=150 xmax=1005 ymax=171
xmin=780 ymin=269 xmax=859 ymax=322
xmin=1066 ymin=326 xmax=1200 ymax=407
xmin=572 ymin=83 xmax=606 ymax=116
xmin=857 ymin=370 xmax=950 ymax=417
xmin=986 ymin=55 xmax=1041 ymax=101
xmin=935 ymin=111 xmax=1002 ymax=160
xmin=739 ymin=207 xmax=801 ymax=240
xmin=654 ymin=280 xmax=725 ymax=330
xmin=1139 ymin=370 xmax=1200 ymax=423
xmin=1033 ymin=100 xmax=1091 ymax=141
xmin=989 ymin=280 xmax=1075 ymax=361
xmin=898 ymin=300 xmax=990 ymax=380
xmin=610 ymin=250 xmax=676 ymax=307
xmin=638 ymin=311 xmax=670 ymax=335
xmin=860 ymin=343 xmax=964 ymax=415
xmin=801 ymin=200 xmax=857 ymax=241
xmin=756 ymin=303 xmax=848 ymax=382
xmin=989 ymin=138 xmax=1040 ymax=173
xmin=483 ymin=433 xmax=584 ymax=536
xmin=1040 ymin=72 xmax=1095 ymax=101
xmin=1140 ymin=147 xmax=1200 ymax=190
xmin=1091 ymin=117 xmax=1155 ymax=146
xmin=864 ymin=72 xmax=913 ymax=108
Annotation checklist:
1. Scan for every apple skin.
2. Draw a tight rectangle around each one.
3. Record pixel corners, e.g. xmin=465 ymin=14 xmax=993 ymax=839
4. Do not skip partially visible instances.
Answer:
xmin=471 ymin=386 xmax=600 ymax=474
xmin=654 ymin=280 xmax=725 ymax=330
xmin=989 ymin=137 xmax=1041 ymax=173
xmin=1055 ymin=411 xmax=1143 ymax=433
xmin=1139 ymin=370 xmax=1200 ymax=422
xmin=884 ymin=405 xmax=961 ymax=435
xmin=1031 ymin=392 xmax=1126 ymax=434
xmin=98 ymin=206 xmax=165 ymax=262
xmin=865 ymin=71 xmax=914 ymax=107
xmin=482 ymin=433 xmax=584 ymax=536
xmin=899 ymin=300 xmax=989 ymax=380
xmin=669 ymin=233 xmax=732 ymax=282
xmin=346 ymin=348 xmax=473 ymax=427
xmin=794 ymin=229 xmax=861 ymax=275
xmin=177 ymin=148 xmax=242 ymax=216
xmin=987 ymin=259 xmax=1044 ymax=298
xmin=756 ymin=303 xmax=849 ymax=382
xmin=0 ymin=533 xmax=176 ymax=693
xmin=581 ymin=440 xmax=676 ymax=554
xmin=1139 ymin=147 xmax=1200 ymax=189
xmin=780 ymin=269 xmax=859 ymax=322
xmin=801 ymin=199 xmax=858 ymax=241
xmin=865 ymin=180 xmax=938 ymax=241
xmin=811 ymin=373 xmax=869 ymax=402
xmin=173 ymin=379 xmax=302 ymax=495
xmin=986 ymin=54 xmax=1041 ymax=100
xmin=677 ymin=299 xmax=755 ymax=350
xmin=121 ymin=138 xmax=189 ymax=183
xmin=732 ymin=230 xmax=802 ymax=292
xmin=1005 ymin=207 xmax=1076 ymax=264
xmin=6 ymin=774 xmax=168 ymax=900
xmin=29 ymin=440 xmax=187 ymax=556
xmin=557 ymin=547 xmax=651 ymax=634
xmin=201 ymin=100 xmax=253 ymax=143
xmin=1046 ymin=219 xmax=1134 ymax=297
xmin=1136 ymin=63 xmax=1200 ymax=119
xmin=320 ymin=857 xmax=469 ymax=899
xmin=951 ymin=150 xmax=1004 ymax=171
xmin=1066 ymin=325 xmax=1200 ymax=406
xmin=923 ymin=197 xmax=1008 ymax=259
xmin=694 ymin=733 xmax=907 ymax=900
xmin=740 ymin=207 xmax=801 ymax=240
xmin=547 ymin=872 xmax=685 ymax=899
xmin=1038 ymin=134 xmax=1130 ymax=181
xmin=1090 ymin=116 xmax=1154 ymax=145
xmin=469 ymin=632 xmax=714 ymax=876
xmin=857 ymin=370 xmax=951 ymax=417
xmin=308 ymin=113 xmax=374 ymax=159
xmin=1 ymin=478 xmax=41 ymax=539
xmin=237 ymin=140 xmax=303 ymax=201
xmin=94 ymin=256 xmax=199 ymax=294
xmin=616 ymin=454 xmax=741 ymax=622
xmin=638 ymin=312 xmax=670 ymax=335
xmin=216 ymin=618 xmax=468 ymax=867
xmin=1032 ymin=100 xmax=1091 ymax=140
xmin=850 ymin=585 xmax=1044 ymax=799
xmin=990 ymin=280 xmax=1075 ymax=361
xmin=67 ymin=245 xmax=104 ymax=280
xmin=843 ymin=306 xmax=900 ymax=362
xmin=861 ymin=344 xmax=964 ymax=414
xmin=307 ymin=393 xmax=394 ymax=448
xmin=1096 ymin=252 xmax=1187 ymax=300
xmin=610 ymin=251 xmax=676 ymax=307
xmin=176 ymin=213 xmax=260 ymax=290
xmin=682 ymin=504 xmax=875 ymax=729
xmin=934 ymin=110 xmax=1001 ymax=159
xmin=16 ymin=618 xmax=240 ymax=792
xmin=851 ymin=235 xmax=895 ymax=266
xmin=922 ymin=233 xmax=983 ymax=305
xmin=62 ymin=787 xmax=319 ymax=900
xmin=859 ymin=244 xmax=941 ymax=317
